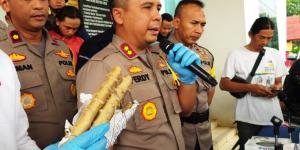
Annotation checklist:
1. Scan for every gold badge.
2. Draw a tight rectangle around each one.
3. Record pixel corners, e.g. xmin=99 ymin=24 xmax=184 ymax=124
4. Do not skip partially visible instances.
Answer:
xmin=66 ymin=69 xmax=75 ymax=77
xmin=9 ymin=53 xmax=26 ymax=62
xmin=142 ymin=102 xmax=157 ymax=121
xmin=119 ymin=43 xmax=137 ymax=59
xmin=128 ymin=66 xmax=143 ymax=74
xmin=70 ymin=83 xmax=76 ymax=96
xmin=55 ymin=50 xmax=70 ymax=59
xmin=10 ymin=30 xmax=22 ymax=43
xmin=21 ymin=93 xmax=36 ymax=109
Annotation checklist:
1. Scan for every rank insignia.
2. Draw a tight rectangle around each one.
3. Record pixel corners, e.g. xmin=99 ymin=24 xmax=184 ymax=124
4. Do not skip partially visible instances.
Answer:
xmin=128 ymin=66 xmax=143 ymax=74
xmin=9 ymin=53 xmax=26 ymax=62
xmin=10 ymin=30 xmax=22 ymax=43
xmin=66 ymin=69 xmax=75 ymax=77
xmin=142 ymin=101 xmax=157 ymax=121
xmin=21 ymin=93 xmax=36 ymax=109
xmin=70 ymin=83 xmax=76 ymax=96
xmin=119 ymin=43 xmax=137 ymax=59
xmin=55 ymin=50 xmax=70 ymax=59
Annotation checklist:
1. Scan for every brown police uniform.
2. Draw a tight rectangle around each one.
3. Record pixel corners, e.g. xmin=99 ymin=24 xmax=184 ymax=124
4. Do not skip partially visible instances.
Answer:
xmin=0 ymin=24 xmax=77 ymax=148
xmin=169 ymin=36 xmax=214 ymax=150
xmin=76 ymin=35 xmax=185 ymax=150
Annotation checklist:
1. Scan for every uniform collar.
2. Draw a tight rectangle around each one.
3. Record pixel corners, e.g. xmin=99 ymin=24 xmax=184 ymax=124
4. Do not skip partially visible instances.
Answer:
xmin=6 ymin=23 xmax=60 ymax=57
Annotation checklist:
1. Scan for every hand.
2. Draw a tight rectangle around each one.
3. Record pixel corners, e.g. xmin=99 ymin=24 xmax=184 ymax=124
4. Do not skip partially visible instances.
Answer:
xmin=167 ymin=43 xmax=201 ymax=84
xmin=250 ymin=84 xmax=273 ymax=97
xmin=44 ymin=123 xmax=109 ymax=150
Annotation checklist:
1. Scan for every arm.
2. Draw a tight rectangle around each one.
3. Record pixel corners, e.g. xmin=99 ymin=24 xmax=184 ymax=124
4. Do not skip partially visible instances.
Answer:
xmin=167 ymin=43 xmax=200 ymax=115
xmin=207 ymin=87 xmax=215 ymax=106
xmin=178 ymin=83 xmax=197 ymax=116
xmin=219 ymin=77 xmax=272 ymax=97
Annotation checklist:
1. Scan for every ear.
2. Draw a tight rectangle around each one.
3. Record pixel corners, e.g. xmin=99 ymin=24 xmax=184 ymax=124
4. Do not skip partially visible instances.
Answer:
xmin=1 ymin=0 xmax=11 ymax=13
xmin=172 ymin=17 xmax=180 ymax=29
xmin=111 ymin=8 xmax=124 ymax=25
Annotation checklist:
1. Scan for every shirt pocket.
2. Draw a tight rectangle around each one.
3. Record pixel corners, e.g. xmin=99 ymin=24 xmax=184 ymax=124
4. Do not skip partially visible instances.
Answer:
xmin=18 ymin=71 xmax=47 ymax=114
xmin=161 ymin=75 xmax=182 ymax=114
xmin=57 ymin=67 xmax=76 ymax=102
xmin=130 ymin=82 xmax=168 ymax=130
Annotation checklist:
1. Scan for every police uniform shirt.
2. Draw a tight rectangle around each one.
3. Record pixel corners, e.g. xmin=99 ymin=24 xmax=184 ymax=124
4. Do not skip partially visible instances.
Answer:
xmin=169 ymin=35 xmax=214 ymax=150
xmin=77 ymin=35 xmax=185 ymax=150
xmin=0 ymin=24 xmax=77 ymax=148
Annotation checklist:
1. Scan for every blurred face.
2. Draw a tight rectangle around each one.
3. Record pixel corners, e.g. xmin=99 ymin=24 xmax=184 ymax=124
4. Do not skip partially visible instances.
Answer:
xmin=173 ymin=4 xmax=206 ymax=46
xmin=49 ymin=0 xmax=65 ymax=9
xmin=2 ymin=0 xmax=48 ymax=32
xmin=159 ymin=20 xmax=172 ymax=37
xmin=250 ymin=29 xmax=273 ymax=50
xmin=56 ymin=17 xmax=80 ymax=38
xmin=112 ymin=0 xmax=162 ymax=49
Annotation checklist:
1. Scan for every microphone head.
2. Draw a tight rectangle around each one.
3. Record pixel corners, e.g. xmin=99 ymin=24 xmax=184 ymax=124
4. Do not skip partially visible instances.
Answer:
xmin=159 ymin=39 xmax=174 ymax=54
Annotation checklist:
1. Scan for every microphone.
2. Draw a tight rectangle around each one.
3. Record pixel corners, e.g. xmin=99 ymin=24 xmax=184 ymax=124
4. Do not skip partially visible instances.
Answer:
xmin=159 ymin=39 xmax=218 ymax=86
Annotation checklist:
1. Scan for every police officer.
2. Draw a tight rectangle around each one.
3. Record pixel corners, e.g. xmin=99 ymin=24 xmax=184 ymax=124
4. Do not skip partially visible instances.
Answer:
xmin=76 ymin=0 xmax=201 ymax=149
xmin=171 ymin=0 xmax=215 ymax=149
xmin=0 ymin=0 xmax=77 ymax=148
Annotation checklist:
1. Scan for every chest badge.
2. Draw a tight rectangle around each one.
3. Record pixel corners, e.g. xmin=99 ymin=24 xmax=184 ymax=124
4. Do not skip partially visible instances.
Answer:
xmin=119 ymin=43 xmax=137 ymax=59
xmin=128 ymin=66 xmax=143 ymax=74
xmin=10 ymin=30 xmax=22 ymax=43
xmin=21 ymin=93 xmax=36 ymax=110
xmin=66 ymin=69 xmax=75 ymax=78
xmin=142 ymin=101 xmax=157 ymax=121
xmin=55 ymin=50 xmax=70 ymax=59
xmin=70 ymin=83 xmax=76 ymax=96
xmin=9 ymin=53 xmax=26 ymax=62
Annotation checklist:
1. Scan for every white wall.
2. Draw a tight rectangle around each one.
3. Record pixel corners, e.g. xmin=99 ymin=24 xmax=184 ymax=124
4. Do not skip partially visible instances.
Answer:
xmin=200 ymin=0 xmax=247 ymax=126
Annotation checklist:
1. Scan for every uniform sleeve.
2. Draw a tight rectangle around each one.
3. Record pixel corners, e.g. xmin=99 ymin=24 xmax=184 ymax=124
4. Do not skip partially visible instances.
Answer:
xmin=76 ymin=60 xmax=110 ymax=107
xmin=221 ymin=51 xmax=236 ymax=79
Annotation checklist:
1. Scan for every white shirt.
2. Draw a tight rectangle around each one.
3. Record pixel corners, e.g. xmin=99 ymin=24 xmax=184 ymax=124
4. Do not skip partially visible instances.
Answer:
xmin=222 ymin=47 xmax=288 ymax=125
xmin=0 ymin=49 xmax=40 ymax=150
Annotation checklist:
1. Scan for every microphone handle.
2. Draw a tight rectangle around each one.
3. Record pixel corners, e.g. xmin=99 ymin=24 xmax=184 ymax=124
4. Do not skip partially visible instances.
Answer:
xmin=187 ymin=63 xmax=218 ymax=86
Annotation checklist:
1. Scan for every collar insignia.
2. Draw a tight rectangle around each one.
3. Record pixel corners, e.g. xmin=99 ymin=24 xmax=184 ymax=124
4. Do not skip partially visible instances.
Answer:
xmin=9 ymin=30 xmax=22 ymax=43
xmin=119 ymin=43 xmax=137 ymax=59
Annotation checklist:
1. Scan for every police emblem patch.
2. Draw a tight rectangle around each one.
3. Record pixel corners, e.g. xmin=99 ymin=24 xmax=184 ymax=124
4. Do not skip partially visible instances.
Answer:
xmin=55 ymin=50 xmax=70 ymax=59
xmin=21 ymin=93 xmax=36 ymax=109
xmin=142 ymin=102 xmax=157 ymax=121
xmin=9 ymin=53 xmax=26 ymax=62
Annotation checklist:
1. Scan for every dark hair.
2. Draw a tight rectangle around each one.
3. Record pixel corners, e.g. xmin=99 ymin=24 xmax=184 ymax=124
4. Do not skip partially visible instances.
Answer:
xmin=250 ymin=17 xmax=274 ymax=35
xmin=161 ymin=13 xmax=173 ymax=22
xmin=56 ymin=6 xmax=82 ymax=22
xmin=174 ymin=0 xmax=204 ymax=17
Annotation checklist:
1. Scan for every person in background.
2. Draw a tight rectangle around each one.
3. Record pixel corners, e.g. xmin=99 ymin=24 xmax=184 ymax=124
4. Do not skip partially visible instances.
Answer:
xmin=157 ymin=12 xmax=173 ymax=42
xmin=47 ymin=0 xmax=90 ymax=41
xmin=76 ymin=0 xmax=201 ymax=149
xmin=170 ymin=0 xmax=214 ymax=149
xmin=0 ymin=0 xmax=78 ymax=148
xmin=49 ymin=6 xmax=84 ymax=66
xmin=0 ymin=48 xmax=109 ymax=150
xmin=76 ymin=26 xmax=115 ymax=73
xmin=219 ymin=17 xmax=287 ymax=150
